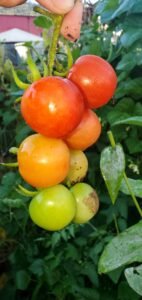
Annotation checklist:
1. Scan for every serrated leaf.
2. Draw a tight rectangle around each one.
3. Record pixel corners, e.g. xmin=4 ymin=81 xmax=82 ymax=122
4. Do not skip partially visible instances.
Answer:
xmin=125 ymin=265 xmax=142 ymax=296
xmin=100 ymin=145 xmax=125 ymax=204
xmin=120 ymin=178 xmax=142 ymax=198
xmin=112 ymin=116 xmax=142 ymax=126
xmin=98 ymin=221 xmax=142 ymax=274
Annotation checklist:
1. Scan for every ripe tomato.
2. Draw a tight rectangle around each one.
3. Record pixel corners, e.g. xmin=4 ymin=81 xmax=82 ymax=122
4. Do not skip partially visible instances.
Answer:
xmin=17 ymin=134 xmax=70 ymax=188
xmin=65 ymin=109 xmax=101 ymax=150
xmin=68 ymin=54 xmax=117 ymax=109
xmin=70 ymin=183 xmax=99 ymax=224
xmin=21 ymin=76 xmax=85 ymax=138
xmin=29 ymin=184 xmax=76 ymax=231
xmin=65 ymin=149 xmax=88 ymax=186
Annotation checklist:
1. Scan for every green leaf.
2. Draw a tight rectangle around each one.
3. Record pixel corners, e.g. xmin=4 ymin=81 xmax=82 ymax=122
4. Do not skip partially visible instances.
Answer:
xmin=120 ymin=178 xmax=142 ymax=198
xmin=100 ymin=144 xmax=125 ymax=204
xmin=112 ymin=116 xmax=142 ymax=126
xmin=34 ymin=16 xmax=52 ymax=29
xmin=1 ymin=198 xmax=25 ymax=208
xmin=121 ymin=16 xmax=142 ymax=48
xmin=125 ymin=265 xmax=142 ymax=296
xmin=98 ymin=221 xmax=142 ymax=274
xmin=111 ymin=0 xmax=142 ymax=19
xmin=15 ymin=270 xmax=30 ymax=290
xmin=118 ymin=281 xmax=140 ymax=300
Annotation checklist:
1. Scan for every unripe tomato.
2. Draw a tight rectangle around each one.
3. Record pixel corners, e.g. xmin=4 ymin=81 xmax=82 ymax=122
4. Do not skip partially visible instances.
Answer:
xmin=21 ymin=76 xmax=85 ymax=138
xmin=29 ymin=184 xmax=76 ymax=231
xmin=65 ymin=109 xmax=101 ymax=150
xmin=68 ymin=55 xmax=117 ymax=109
xmin=17 ymin=134 xmax=70 ymax=188
xmin=70 ymin=183 xmax=99 ymax=224
xmin=65 ymin=150 xmax=88 ymax=186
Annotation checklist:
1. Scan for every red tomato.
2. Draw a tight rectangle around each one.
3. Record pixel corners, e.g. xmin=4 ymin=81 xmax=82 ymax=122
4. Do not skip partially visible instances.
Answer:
xmin=21 ymin=76 xmax=85 ymax=138
xmin=17 ymin=134 xmax=70 ymax=188
xmin=64 ymin=109 xmax=101 ymax=150
xmin=68 ymin=55 xmax=117 ymax=109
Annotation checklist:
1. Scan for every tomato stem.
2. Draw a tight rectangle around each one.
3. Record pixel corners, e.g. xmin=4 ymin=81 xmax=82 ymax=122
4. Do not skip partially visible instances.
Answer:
xmin=0 ymin=162 xmax=18 ymax=167
xmin=107 ymin=130 xmax=142 ymax=217
xmin=48 ymin=15 xmax=64 ymax=75
xmin=17 ymin=185 xmax=38 ymax=197
xmin=9 ymin=147 xmax=18 ymax=155
xmin=10 ymin=62 xmax=30 ymax=90
xmin=27 ymin=49 xmax=41 ymax=81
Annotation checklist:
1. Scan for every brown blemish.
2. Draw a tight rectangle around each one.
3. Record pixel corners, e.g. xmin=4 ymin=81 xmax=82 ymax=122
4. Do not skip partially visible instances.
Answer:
xmin=83 ymin=191 xmax=99 ymax=214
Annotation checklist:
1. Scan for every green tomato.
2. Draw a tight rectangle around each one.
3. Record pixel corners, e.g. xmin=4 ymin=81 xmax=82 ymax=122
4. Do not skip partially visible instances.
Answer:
xmin=29 ymin=184 xmax=76 ymax=231
xmin=70 ymin=183 xmax=99 ymax=224
xmin=65 ymin=150 xmax=88 ymax=186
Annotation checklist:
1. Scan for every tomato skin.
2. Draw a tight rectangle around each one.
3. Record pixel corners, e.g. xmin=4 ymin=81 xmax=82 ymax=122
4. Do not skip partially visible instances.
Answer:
xmin=68 ymin=55 xmax=117 ymax=109
xmin=29 ymin=184 xmax=76 ymax=231
xmin=65 ymin=149 xmax=88 ymax=185
xmin=17 ymin=134 xmax=70 ymax=188
xmin=65 ymin=109 xmax=101 ymax=150
xmin=21 ymin=76 xmax=85 ymax=138
xmin=70 ymin=183 xmax=99 ymax=224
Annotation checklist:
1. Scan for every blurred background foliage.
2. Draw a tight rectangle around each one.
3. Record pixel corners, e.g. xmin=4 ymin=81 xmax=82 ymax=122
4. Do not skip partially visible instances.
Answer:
xmin=0 ymin=0 xmax=142 ymax=299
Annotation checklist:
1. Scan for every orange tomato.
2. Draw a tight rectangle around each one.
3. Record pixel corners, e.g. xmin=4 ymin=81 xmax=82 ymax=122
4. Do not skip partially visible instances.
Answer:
xmin=64 ymin=109 xmax=101 ymax=150
xmin=17 ymin=134 xmax=70 ymax=188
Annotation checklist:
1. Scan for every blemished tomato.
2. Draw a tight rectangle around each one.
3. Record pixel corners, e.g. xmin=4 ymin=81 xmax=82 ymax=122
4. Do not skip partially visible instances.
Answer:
xmin=65 ymin=149 xmax=88 ymax=185
xmin=65 ymin=109 xmax=101 ymax=150
xmin=68 ymin=54 xmax=117 ymax=109
xmin=21 ymin=76 xmax=85 ymax=138
xmin=29 ymin=184 xmax=76 ymax=231
xmin=70 ymin=183 xmax=99 ymax=224
xmin=17 ymin=134 xmax=70 ymax=188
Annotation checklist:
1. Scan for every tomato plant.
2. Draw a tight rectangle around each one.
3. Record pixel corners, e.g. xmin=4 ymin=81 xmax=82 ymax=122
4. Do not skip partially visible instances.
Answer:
xmin=68 ymin=54 xmax=117 ymax=108
xmin=21 ymin=76 xmax=85 ymax=138
xmin=65 ymin=109 xmax=101 ymax=150
xmin=29 ymin=184 xmax=76 ymax=231
xmin=17 ymin=134 xmax=70 ymax=188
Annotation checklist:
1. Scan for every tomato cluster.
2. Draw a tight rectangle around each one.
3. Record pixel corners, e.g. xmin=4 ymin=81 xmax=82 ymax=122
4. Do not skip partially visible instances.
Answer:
xmin=17 ymin=54 xmax=117 ymax=231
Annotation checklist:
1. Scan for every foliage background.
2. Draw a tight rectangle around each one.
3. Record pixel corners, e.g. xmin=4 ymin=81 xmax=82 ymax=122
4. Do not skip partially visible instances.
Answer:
xmin=0 ymin=0 xmax=142 ymax=299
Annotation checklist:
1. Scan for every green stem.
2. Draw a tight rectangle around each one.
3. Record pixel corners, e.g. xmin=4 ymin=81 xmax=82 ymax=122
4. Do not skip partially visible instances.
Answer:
xmin=0 ymin=162 xmax=18 ymax=167
xmin=17 ymin=185 xmax=38 ymax=197
xmin=33 ymin=6 xmax=57 ymax=20
xmin=107 ymin=130 xmax=142 ymax=217
xmin=123 ymin=174 xmax=142 ymax=217
xmin=48 ymin=15 xmax=64 ymax=75
xmin=113 ymin=214 xmax=120 ymax=235
xmin=9 ymin=147 xmax=18 ymax=155
xmin=10 ymin=63 xmax=29 ymax=90
xmin=27 ymin=50 xmax=41 ymax=81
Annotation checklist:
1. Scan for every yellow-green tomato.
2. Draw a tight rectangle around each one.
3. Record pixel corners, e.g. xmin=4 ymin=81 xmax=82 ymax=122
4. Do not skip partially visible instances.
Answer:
xmin=70 ymin=183 xmax=99 ymax=224
xmin=65 ymin=150 xmax=88 ymax=186
xmin=29 ymin=184 xmax=76 ymax=231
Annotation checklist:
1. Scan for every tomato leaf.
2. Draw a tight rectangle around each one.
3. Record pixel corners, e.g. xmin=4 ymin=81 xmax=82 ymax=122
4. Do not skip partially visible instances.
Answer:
xmin=125 ymin=265 xmax=142 ymax=296
xmin=120 ymin=178 xmax=142 ymax=198
xmin=34 ymin=16 xmax=52 ymax=29
xmin=98 ymin=221 xmax=142 ymax=274
xmin=15 ymin=270 xmax=30 ymax=290
xmin=112 ymin=116 xmax=142 ymax=126
xmin=100 ymin=144 xmax=125 ymax=204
